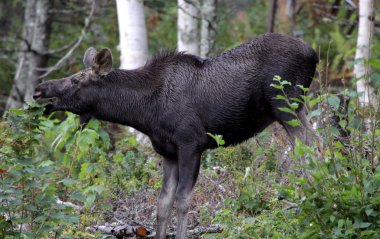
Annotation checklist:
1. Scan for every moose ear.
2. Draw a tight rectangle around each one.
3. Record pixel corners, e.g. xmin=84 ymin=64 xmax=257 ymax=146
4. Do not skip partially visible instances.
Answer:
xmin=83 ymin=47 xmax=97 ymax=68
xmin=92 ymin=48 xmax=113 ymax=76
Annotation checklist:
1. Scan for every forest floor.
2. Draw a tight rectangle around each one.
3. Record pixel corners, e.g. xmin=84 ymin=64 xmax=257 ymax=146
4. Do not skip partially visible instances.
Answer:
xmin=101 ymin=168 xmax=233 ymax=237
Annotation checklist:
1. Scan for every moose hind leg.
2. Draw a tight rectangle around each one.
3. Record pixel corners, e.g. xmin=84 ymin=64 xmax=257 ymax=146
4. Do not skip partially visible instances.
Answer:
xmin=175 ymin=146 xmax=201 ymax=239
xmin=278 ymin=108 xmax=323 ymax=164
xmin=282 ymin=108 xmax=316 ymax=146
xmin=156 ymin=158 xmax=179 ymax=239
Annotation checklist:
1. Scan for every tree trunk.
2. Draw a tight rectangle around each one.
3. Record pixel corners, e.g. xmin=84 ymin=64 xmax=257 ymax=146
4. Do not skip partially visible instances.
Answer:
xmin=177 ymin=0 xmax=200 ymax=55
xmin=355 ymin=0 xmax=377 ymax=108
xmin=116 ymin=0 xmax=148 ymax=70
xmin=277 ymin=0 xmax=296 ymax=35
xmin=5 ymin=0 xmax=52 ymax=110
xmin=116 ymin=0 xmax=150 ymax=144
xmin=200 ymin=0 xmax=217 ymax=58
xmin=267 ymin=0 xmax=277 ymax=33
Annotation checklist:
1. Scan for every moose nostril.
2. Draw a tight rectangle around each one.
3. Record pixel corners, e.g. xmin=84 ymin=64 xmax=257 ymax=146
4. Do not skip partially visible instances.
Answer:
xmin=33 ymin=91 xmax=42 ymax=99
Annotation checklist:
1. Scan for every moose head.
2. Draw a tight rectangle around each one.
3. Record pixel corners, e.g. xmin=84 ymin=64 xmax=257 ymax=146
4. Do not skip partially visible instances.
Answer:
xmin=33 ymin=47 xmax=113 ymax=125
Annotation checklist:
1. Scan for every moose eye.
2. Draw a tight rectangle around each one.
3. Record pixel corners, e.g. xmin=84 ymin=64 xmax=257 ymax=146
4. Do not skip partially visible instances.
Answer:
xmin=71 ymin=78 xmax=80 ymax=85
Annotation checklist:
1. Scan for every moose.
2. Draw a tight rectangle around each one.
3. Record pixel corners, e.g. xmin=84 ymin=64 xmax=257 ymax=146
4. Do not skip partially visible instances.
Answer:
xmin=33 ymin=33 xmax=318 ymax=239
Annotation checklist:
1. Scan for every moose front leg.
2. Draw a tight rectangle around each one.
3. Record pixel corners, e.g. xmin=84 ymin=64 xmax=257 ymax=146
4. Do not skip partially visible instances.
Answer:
xmin=175 ymin=146 xmax=201 ymax=239
xmin=156 ymin=158 xmax=179 ymax=239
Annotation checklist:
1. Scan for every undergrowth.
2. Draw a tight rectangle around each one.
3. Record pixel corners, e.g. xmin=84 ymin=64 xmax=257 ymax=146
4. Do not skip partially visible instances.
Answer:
xmin=210 ymin=76 xmax=380 ymax=238
xmin=0 ymin=101 xmax=158 ymax=238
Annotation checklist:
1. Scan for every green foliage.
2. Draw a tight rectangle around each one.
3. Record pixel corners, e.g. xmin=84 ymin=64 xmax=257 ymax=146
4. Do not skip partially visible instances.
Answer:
xmin=213 ymin=80 xmax=380 ymax=238
xmin=0 ymin=102 xmax=80 ymax=238
xmin=0 ymin=102 xmax=157 ymax=238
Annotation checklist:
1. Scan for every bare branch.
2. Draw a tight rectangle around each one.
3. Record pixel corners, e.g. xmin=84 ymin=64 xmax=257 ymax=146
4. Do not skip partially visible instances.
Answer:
xmin=45 ymin=39 xmax=78 ymax=55
xmin=56 ymin=198 xmax=83 ymax=211
xmin=177 ymin=5 xmax=201 ymax=20
xmin=89 ymin=220 xmax=223 ymax=239
xmin=0 ymin=55 xmax=17 ymax=66
xmin=281 ymin=200 xmax=298 ymax=210
xmin=49 ymin=7 xmax=88 ymax=15
xmin=38 ymin=0 xmax=96 ymax=79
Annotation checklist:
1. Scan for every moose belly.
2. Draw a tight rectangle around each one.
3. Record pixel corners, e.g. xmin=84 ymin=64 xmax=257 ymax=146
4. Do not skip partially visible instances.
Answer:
xmin=205 ymin=112 xmax=274 ymax=148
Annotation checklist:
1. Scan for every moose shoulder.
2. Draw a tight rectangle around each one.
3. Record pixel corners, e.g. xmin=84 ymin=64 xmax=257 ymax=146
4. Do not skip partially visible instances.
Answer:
xmin=33 ymin=33 xmax=318 ymax=239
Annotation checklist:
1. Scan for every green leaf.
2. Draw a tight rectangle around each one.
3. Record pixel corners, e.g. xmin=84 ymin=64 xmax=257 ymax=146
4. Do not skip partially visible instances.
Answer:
xmin=297 ymin=84 xmax=310 ymax=93
xmin=270 ymin=84 xmax=284 ymax=90
xmin=365 ymin=208 xmax=374 ymax=216
xmin=85 ymin=193 xmax=96 ymax=206
xmin=290 ymin=97 xmax=304 ymax=103
xmin=289 ymin=102 xmax=299 ymax=110
xmin=328 ymin=95 xmax=341 ymax=110
xmin=368 ymin=58 xmax=380 ymax=69
xmin=206 ymin=133 xmax=225 ymax=146
xmin=309 ymin=97 xmax=322 ymax=109
xmin=286 ymin=119 xmax=301 ymax=127
xmin=273 ymin=75 xmax=282 ymax=82
xmin=70 ymin=191 xmax=86 ymax=203
xmin=278 ymin=107 xmax=296 ymax=116
xmin=84 ymin=185 xmax=105 ymax=195
xmin=280 ymin=80 xmax=292 ymax=86
xmin=338 ymin=219 xmax=345 ymax=228
xmin=275 ymin=95 xmax=287 ymax=100
xmin=353 ymin=221 xmax=372 ymax=229
xmin=128 ymin=137 xmax=137 ymax=146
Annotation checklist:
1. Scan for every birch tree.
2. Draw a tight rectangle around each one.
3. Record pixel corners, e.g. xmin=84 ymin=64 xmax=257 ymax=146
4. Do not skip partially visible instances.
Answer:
xmin=6 ymin=0 xmax=52 ymax=110
xmin=354 ymin=0 xmax=377 ymax=108
xmin=200 ymin=0 xmax=217 ymax=58
xmin=116 ymin=0 xmax=148 ymax=69
xmin=116 ymin=0 xmax=149 ymax=143
xmin=177 ymin=0 xmax=200 ymax=55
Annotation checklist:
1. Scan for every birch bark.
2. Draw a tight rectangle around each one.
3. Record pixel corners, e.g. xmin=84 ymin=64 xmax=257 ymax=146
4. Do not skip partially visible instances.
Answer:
xmin=177 ymin=0 xmax=200 ymax=55
xmin=354 ymin=0 xmax=377 ymax=108
xmin=116 ymin=0 xmax=148 ymax=69
xmin=200 ymin=0 xmax=217 ymax=58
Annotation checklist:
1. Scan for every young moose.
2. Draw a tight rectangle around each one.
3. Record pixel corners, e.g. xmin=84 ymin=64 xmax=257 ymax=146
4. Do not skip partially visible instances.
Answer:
xmin=33 ymin=33 xmax=318 ymax=239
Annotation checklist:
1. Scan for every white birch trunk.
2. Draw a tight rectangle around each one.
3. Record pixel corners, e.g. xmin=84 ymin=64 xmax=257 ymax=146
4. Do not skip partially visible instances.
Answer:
xmin=116 ymin=0 xmax=148 ymax=69
xmin=177 ymin=0 xmax=200 ymax=55
xmin=354 ymin=0 xmax=377 ymax=108
xmin=116 ymin=0 xmax=149 ymax=144
xmin=200 ymin=0 xmax=217 ymax=58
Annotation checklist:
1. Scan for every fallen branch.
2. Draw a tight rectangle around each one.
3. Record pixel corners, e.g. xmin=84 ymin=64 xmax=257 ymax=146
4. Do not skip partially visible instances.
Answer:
xmin=88 ymin=222 xmax=151 ymax=238
xmin=56 ymin=198 xmax=83 ymax=211
xmin=90 ymin=222 xmax=223 ymax=239
xmin=281 ymin=200 xmax=298 ymax=210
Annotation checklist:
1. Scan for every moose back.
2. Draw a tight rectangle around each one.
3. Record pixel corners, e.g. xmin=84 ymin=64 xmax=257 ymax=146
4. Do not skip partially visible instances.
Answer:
xmin=33 ymin=33 xmax=318 ymax=239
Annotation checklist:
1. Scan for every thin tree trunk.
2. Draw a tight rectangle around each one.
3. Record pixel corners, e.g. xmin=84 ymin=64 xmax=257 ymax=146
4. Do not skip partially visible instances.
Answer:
xmin=267 ymin=0 xmax=277 ymax=33
xmin=277 ymin=0 xmax=296 ymax=35
xmin=115 ymin=0 xmax=149 ymax=143
xmin=177 ymin=0 xmax=200 ymax=55
xmin=200 ymin=0 xmax=217 ymax=58
xmin=6 ymin=0 xmax=52 ymax=110
xmin=116 ymin=0 xmax=148 ymax=70
xmin=355 ymin=0 xmax=377 ymax=108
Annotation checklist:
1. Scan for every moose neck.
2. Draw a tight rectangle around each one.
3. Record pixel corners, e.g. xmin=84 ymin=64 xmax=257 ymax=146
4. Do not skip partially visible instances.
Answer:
xmin=93 ymin=68 xmax=159 ymax=136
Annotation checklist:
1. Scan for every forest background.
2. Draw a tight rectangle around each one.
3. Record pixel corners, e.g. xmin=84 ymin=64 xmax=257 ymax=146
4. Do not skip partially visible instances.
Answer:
xmin=1 ymin=0 xmax=380 ymax=238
